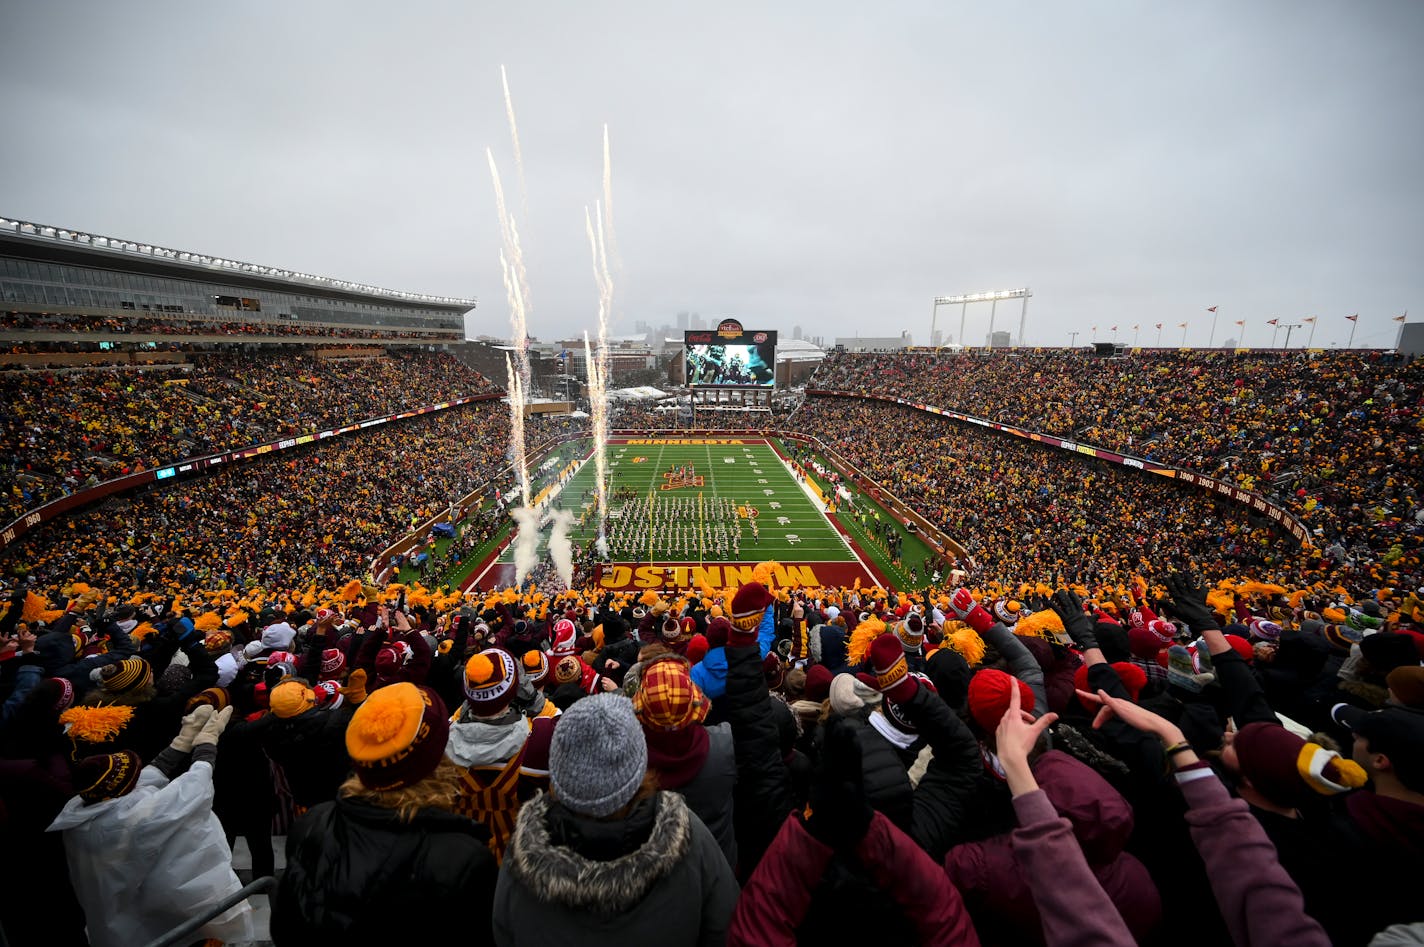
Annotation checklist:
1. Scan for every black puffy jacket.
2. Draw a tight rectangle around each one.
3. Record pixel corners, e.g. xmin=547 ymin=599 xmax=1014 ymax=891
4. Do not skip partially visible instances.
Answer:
xmin=723 ymin=640 xmax=795 ymax=872
xmin=272 ymin=797 xmax=496 ymax=946
xmin=249 ymin=705 xmax=356 ymax=808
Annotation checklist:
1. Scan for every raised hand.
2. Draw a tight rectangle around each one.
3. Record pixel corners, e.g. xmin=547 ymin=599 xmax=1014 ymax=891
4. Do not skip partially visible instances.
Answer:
xmin=1162 ymin=573 xmax=1221 ymax=633
xmin=948 ymin=587 xmax=994 ymax=634
xmin=1050 ymin=589 xmax=1097 ymax=650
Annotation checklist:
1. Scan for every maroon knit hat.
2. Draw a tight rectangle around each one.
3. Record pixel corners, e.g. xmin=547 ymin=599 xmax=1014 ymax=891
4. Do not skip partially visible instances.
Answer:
xmin=704 ymin=616 xmax=732 ymax=649
xmin=1127 ymin=621 xmax=1174 ymax=659
xmin=731 ymin=582 xmax=775 ymax=631
xmin=967 ymin=669 xmax=1035 ymax=733
xmin=804 ymin=664 xmax=834 ymax=703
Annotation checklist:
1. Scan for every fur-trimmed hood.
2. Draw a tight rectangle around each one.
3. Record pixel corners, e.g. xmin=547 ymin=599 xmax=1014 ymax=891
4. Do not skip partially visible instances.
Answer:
xmin=504 ymin=791 xmax=691 ymax=915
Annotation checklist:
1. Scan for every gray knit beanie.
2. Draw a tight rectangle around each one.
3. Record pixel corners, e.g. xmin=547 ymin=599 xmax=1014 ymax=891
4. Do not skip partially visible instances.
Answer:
xmin=549 ymin=692 xmax=648 ymax=818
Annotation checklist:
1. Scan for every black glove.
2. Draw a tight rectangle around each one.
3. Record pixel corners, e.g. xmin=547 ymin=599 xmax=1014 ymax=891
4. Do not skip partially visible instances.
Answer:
xmin=1050 ymin=589 xmax=1098 ymax=651
xmin=805 ymin=718 xmax=874 ymax=852
xmin=1163 ymin=574 xmax=1221 ymax=632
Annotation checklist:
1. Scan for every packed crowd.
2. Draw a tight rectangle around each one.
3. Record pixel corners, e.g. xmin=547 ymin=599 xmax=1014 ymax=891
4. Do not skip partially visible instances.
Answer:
xmin=809 ymin=349 xmax=1424 ymax=564
xmin=792 ymin=397 xmax=1331 ymax=591
xmin=2 ymin=350 xmax=499 ymax=519
xmin=0 ymin=310 xmax=460 ymax=340
xmin=3 ymin=565 xmax=1420 ymax=945
xmin=0 ymin=404 xmax=592 ymax=595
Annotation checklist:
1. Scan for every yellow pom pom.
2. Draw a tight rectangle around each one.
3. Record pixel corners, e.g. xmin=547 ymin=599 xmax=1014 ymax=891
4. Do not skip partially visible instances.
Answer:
xmin=948 ymin=627 xmax=987 ymax=667
xmin=194 ymin=612 xmax=222 ymax=632
xmin=752 ymin=560 xmax=780 ymax=588
xmin=340 ymin=579 xmax=364 ymax=602
xmin=22 ymin=591 xmax=47 ymax=624
xmin=1015 ymin=609 xmax=1065 ymax=640
xmin=639 ymin=590 xmax=661 ymax=607
xmin=465 ymin=653 xmax=495 ymax=684
xmin=361 ymin=700 xmax=406 ymax=743
xmin=59 ymin=705 xmax=135 ymax=743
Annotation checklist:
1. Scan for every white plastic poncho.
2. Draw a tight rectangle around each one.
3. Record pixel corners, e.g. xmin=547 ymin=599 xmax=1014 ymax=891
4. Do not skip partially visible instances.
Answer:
xmin=47 ymin=758 xmax=255 ymax=947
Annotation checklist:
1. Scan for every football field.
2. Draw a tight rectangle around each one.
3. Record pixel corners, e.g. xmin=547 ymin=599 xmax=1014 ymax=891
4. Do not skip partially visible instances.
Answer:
xmin=470 ymin=437 xmax=882 ymax=592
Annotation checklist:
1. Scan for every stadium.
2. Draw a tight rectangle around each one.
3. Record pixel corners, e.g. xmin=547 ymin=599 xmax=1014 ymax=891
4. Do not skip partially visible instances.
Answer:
xmin=3 ymin=6 xmax=1424 ymax=946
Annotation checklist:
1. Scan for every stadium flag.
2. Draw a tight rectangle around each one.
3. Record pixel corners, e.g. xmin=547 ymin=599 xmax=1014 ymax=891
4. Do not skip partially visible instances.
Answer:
xmin=1132 ymin=324 xmax=1140 ymax=331
xmin=1177 ymin=322 xmax=1188 ymax=328
xmin=1394 ymin=313 xmax=1407 ymax=323
xmin=1345 ymin=314 xmax=1359 ymax=322
xmin=1207 ymin=306 xmax=1218 ymax=313
xmin=1234 ymin=320 xmax=1245 ymax=326
xmin=1266 ymin=318 xmax=1279 ymax=326
xmin=1110 ymin=325 xmax=1118 ymax=332
xmin=1154 ymin=323 xmax=1163 ymax=329
xmin=1302 ymin=316 xmax=1316 ymax=323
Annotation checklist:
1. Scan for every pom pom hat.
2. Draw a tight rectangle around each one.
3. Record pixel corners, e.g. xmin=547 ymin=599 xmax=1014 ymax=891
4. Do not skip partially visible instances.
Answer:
xmin=520 ymin=649 xmax=550 ymax=688
xmin=463 ymin=649 xmax=517 ymax=717
xmin=345 ymin=683 xmax=450 ymax=790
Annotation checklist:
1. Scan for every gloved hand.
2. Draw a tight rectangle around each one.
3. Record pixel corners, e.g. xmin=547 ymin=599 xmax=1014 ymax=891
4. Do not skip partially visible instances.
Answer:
xmin=1050 ymin=589 xmax=1098 ymax=650
xmin=193 ymin=705 xmax=234 ymax=748
xmin=341 ymin=668 xmax=369 ymax=704
xmin=1163 ymin=574 xmax=1221 ymax=633
xmin=170 ymin=705 xmax=213 ymax=752
xmin=948 ymin=588 xmax=994 ymax=635
xmin=805 ymin=717 xmax=874 ymax=852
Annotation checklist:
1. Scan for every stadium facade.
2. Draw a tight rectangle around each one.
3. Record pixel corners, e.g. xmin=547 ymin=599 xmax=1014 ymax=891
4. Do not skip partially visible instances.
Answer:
xmin=0 ymin=217 xmax=474 ymax=340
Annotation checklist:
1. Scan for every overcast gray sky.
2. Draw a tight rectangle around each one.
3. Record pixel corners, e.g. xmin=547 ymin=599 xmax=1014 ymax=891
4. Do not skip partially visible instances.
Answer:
xmin=2 ymin=1 xmax=1420 ymax=348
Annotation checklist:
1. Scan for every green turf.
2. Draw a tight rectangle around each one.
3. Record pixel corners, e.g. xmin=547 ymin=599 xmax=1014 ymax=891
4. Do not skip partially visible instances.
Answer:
xmin=496 ymin=438 xmax=864 ymax=569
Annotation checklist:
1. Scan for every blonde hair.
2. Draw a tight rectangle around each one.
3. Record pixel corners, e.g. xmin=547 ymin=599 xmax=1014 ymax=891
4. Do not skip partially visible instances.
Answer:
xmin=339 ymin=757 xmax=463 ymax=822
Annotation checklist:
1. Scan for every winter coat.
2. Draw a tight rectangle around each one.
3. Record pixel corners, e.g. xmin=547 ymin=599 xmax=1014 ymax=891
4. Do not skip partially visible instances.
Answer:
xmin=729 ymin=810 xmax=980 ymax=947
xmin=1315 ymin=790 xmax=1424 ymax=946
xmin=670 ymin=722 xmax=738 ymax=867
xmin=249 ymin=705 xmax=356 ymax=808
xmin=690 ymin=646 xmax=729 ymax=700
xmin=494 ymin=791 xmax=738 ymax=947
xmin=945 ymin=750 xmax=1162 ymax=945
xmin=723 ymin=639 xmax=797 ymax=870
xmin=273 ymin=796 xmax=496 ymax=945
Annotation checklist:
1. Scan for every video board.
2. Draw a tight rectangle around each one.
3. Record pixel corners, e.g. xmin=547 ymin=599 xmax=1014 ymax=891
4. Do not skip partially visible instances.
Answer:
xmin=684 ymin=319 xmax=777 ymax=387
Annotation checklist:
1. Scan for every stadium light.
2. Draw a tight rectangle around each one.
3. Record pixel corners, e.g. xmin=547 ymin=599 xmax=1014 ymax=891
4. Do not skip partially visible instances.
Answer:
xmin=931 ymin=288 xmax=1032 ymax=348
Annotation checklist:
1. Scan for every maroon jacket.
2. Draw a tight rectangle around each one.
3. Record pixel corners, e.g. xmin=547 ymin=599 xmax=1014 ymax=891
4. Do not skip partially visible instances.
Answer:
xmin=730 ymin=811 xmax=980 ymax=946
xmin=945 ymin=751 xmax=1161 ymax=945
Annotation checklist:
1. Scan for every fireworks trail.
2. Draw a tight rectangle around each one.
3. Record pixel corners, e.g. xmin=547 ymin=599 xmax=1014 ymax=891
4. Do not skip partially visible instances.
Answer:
xmin=505 ymin=353 xmax=530 ymax=508
xmin=601 ymin=124 xmax=619 ymax=270
xmin=510 ymin=505 xmax=543 ymax=588
xmin=584 ymin=332 xmax=609 ymax=552
xmin=500 ymin=65 xmax=530 ymax=222
xmin=487 ymin=148 xmax=533 ymax=392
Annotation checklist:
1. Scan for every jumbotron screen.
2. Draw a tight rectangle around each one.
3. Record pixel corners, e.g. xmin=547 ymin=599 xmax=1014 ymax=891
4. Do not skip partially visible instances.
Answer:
xmin=685 ymin=320 xmax=777 ymax=387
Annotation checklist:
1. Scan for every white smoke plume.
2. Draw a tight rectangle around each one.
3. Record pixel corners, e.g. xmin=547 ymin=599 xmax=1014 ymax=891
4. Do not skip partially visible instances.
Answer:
xmin=546 ymin=508 xmax=577 ymax=590
xmin=510 ymin=505 xmax=544 ymax=588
